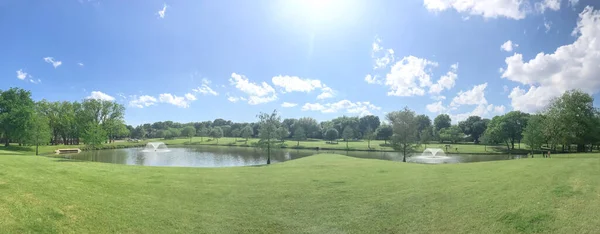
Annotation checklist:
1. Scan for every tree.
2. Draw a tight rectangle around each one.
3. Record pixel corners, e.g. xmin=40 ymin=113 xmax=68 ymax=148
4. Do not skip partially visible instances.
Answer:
xmin=375 ymin=124 xmax=393 ymax=144
xmin=419 ymin=126 xmax=433 ymax=148
xmin=294 ymin=117 xmax=320 ymax=138
xmin=440 ymin=125 xmax=463 ymax=143
xmin=198 ymin=127 xmax=210 ymax=142
xmin=434 ymin=114 xmax=452 ymax=132
xmin=387 ymin=107 xmax=419 ymax=162
xmin=324 ymin=128 xmax=339 ymax=143
xmin=415 ymin=114 xmax=432 ymax=140
xmin=257 ymin=110 xmax=280 ymax=165
xmin=0 ymin=88 xmax=35 ymax=146
xmin=276 ymin=127 xmax=289 ymax=142
xmin=182 ymin=126 xmax=196 ymax=143
xmin=210 ymin=127 xmax=223 ymax=143
xmin=155 ymin=129 xmax=166 ymax=139
xmin=484 ymin=116 xmax=511 ymax=150
xmin=364 ymin=126 xmax=375 ymax=149
xmin=82 ymin=123 xmax=106 ymax=148
xmin=168 ymin=128 xmax=181 ymax=139
xmin=522 ymin=115 xmax=545 ymax=157
xmin=25 ymin=111 xmax=52 ymax=155
xmin=292 ymin=126 xmax=306 ymax=147
xmin=231 ymin=128 xmax=241 ymax=142
xmin=342 ymin=126 xmax=354 ymax=149
xmin=502 ymin=111 xmax=530 ymax=149
xmin=543 ymin=90 xmax=596 ymax=152
xmin=359 ymin=115 xmax=381 ymax=138
xmin=240 ymin=125 xmax=253 ymax=142
xmin=458 ymin=116 xmax=488 ymax=143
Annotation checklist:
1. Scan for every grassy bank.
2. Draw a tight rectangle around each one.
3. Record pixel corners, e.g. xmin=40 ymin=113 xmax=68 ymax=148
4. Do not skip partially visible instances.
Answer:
xmin=0 ymin=153 xmax=599 ymax=233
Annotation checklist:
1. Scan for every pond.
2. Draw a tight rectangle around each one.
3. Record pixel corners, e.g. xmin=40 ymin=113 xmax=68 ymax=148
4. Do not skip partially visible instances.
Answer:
xmin=61 ymin=145 xmax=526 ymax=168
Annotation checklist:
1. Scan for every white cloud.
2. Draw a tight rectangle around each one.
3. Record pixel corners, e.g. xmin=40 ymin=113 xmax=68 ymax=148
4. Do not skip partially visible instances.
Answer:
xmin=535 ymin=0 xmax=561 ymax=13
xmin=227 ymin=96 xmax=241 ymax=103
xmin=374 ymin=49 xmax=395 ymax=70
xmin=16 ymin=69 xmax=28 ymax=80
xmin=78 ymin=62 xmax=84 ymax=67
xmin=271 ymin=75 xmax=323 ymax=93
xmin=29 ymin=79 xmax=41 ymax=84
xmin=429 ymin=63 xmax=458 ymax=94
xmin=364 ymin=74 xmax=382 ymax=84
xmin=185 ymin=93 xmax=197 ymax=101
xmin=158 ymin=93 xmax=192 ymax=108
xmin=451 ymin=104 xmax=507 ymax=122
xmin=500 ymin=40 xmax=518 ymax=52
xmin=281 ymin=102 xmax=298 ymax=108
xmin=569 ymin=0 xmax=579 ymax=6
xmin=502 ymin=6 xmax=600 ymax=113
xmin=302 ymin=100 xmax=381 ymax=116
xmin=423 ymin=0 xmax=529 ymax=20
xmin=192 ymin=79 xmax=218 ymax=96
xmin=229 ymin=73 xmax=277 ymax=105
xmin=544 ymin=20 xmax=552 ymax=33
xmin=43 ymin=57 xmax=62 ymax=68
xmin=316 ymin=86 xmax=335 ymax=99
xmin=426 ymin=101 xmax=446 ymax=113
xmin=385 ymin=56 xmax=438 ymax=96
xmin=87 ymin=91 xmax=115 ymax=101
xmin=450 ymin=83 xmax=488 ymax=107
xmin=129 ymin=95 xmax=158 ymax=108
xmin=157 ymin=3 xmax=167 ymax=19
xmin=372 ymin=36 xmax=383 ymax=54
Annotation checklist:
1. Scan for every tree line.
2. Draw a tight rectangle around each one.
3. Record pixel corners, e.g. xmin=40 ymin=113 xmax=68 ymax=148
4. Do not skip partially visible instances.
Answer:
xmin=0 ymin=88 xmax=127 ymax=154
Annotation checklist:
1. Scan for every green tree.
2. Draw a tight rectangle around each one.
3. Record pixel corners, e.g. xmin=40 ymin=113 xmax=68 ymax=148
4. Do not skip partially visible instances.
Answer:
xmin=358 ymin=115 xmax=381 ymax=139
xmin=458 ymin=116 xmax=488 ymax=143
xmin=198 ymin=127 xmax=210 ymax=142
xmin=276 ymin=127 xmax=289 ymax=142
xmin=415 ymin=114 xmax=432 ymax=140
xmin=434 ymin=114 xmax=451 ymax=132
xmin=240 ymin=125 xmax=253 ymax=142
xmin=155 ymin=129 xmax=166 ymax=139
xmin=364 ymin=126 xmax=375 ymax=149
xmin=387 ymin=107 xmax=419 ymax=162
xmin=324 ymin=128 xmax=339 ymax=143
xmin=342 ymin=126 xmax=354 ymax=149
xmin=375 ymin=124 xmax=393 ymax=144
xmin=484 ymin=116 xmax=511 ymax=150
xmin=231 ymin=128 xmax=241 ymax=142
xmin=522 ymin=115 xmax=545 ymax=157
xmin=25 ymin=110 xmax=52 ymax=155
xmin=210 ymin=126 xmax=223 ymax=143
xmin=182 ymin=126 xmax=196 ymax=142
xmin=292 ymin=126 xmax=306 ymax=147
xmin=257 ymin=110 xmax=280 ymax=165
xmin=0 ymin=88 xmax=35 ymax=146
xmin=543 ymin=90 xmax=596 ymax=152
xmin=420 ymin=126 xmax=433 ymax=148
xmin=82 ymin=123 xmax=106 ymax=148
xmin=502 ymin=111 xmax=530 ymax=149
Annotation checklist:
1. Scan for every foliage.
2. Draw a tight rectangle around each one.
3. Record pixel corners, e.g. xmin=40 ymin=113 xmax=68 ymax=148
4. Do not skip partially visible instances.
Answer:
xmin=342 ymin=126 xmax=354 ymax=148
xmin=433 ymin=114 xmax=451 ymax=132
xmin=375 ymin=124 xmax=393 ymax=144
xmin=458 ymin=116 xmax=489 ymax=143
xmin=324 ymin=128 xmax=339 ymax=143
xmin=358 ymin=115 xmax=381 ymax=138
xmin=522 ymin=115 xmax=545 ymax=156
xmin=24 ymin=110 xmax=52 ymax=155
xmin=387 ymin=107 xmax=419 ymax=162
xmin=276 ymin=127 xmax=289 ymax=142
xmin=240 ymin=125 xmax=253 ymax=142
xmin=182 ymin=126 xmax=196 ymax=142
xmin=419 ymin=126 xmax=433 ymax=147
xmin=292 ymin=126 xmax=306 ymax=146
xmin=543 ymin=90 xmax=596 ymax=152
xmin=81 ymin=123 xmax=106 ymax=148
xmin=210 ymin=127 xmax=223 ymax=143
xmin=0 ymin=88 xmax=35 ymax=146
xmin=257 ymin=110 xmax=281 ymax=164
xmin=415 ymin=114 xmax=432 ymax=140
xmin=439 ymin=125 xmax=463 ymax=143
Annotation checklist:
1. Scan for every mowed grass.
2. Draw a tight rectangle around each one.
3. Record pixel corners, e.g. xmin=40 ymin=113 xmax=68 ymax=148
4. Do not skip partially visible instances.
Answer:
xmin=1 ymin=153 xmax=599 ymax=233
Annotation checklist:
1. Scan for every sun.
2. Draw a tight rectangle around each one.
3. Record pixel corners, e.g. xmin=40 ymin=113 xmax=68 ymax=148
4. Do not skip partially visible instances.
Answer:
xmin=277 ymin=0 xmax=358 ymax=28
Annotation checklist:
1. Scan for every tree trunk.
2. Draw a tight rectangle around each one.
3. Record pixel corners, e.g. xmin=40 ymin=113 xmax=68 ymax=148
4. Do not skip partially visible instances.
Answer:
xmin=346 ymin=140 xmax=348 ymax=149
xmin=402 ymin=146 xmax=407 ymax=162
xmin=297 ymin=141 xmax=299 ymax=147
xmin=36 ymin=144 xmax=39 ymax=156
xmin=368 ymin=139 xmax=371 ymax=149
xmin=63 ymin=136 xmax=68 ymax=145
xmin=267 ymin=139 xmax=271 ymax=165
xmin=576 ymin=144 xmax=585 ymax=152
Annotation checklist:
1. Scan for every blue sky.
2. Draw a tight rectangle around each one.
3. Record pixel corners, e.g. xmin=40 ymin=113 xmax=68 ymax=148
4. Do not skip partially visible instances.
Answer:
xmin=2 ymin=0 xmax=600 ymax=126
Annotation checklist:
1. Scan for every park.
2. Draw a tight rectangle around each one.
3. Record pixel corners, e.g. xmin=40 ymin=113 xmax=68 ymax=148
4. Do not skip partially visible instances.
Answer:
xmin=0 ymin=87 xmax=599 ymax=233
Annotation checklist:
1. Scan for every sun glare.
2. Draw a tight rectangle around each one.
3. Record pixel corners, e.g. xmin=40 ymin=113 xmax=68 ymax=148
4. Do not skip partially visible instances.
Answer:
xmin=278 ymin=0 xmax=359 ymax=28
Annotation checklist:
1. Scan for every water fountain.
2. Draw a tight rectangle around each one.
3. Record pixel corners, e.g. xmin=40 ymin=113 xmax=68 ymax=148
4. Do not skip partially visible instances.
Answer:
xmin=142 ymin=142 xmax=170 ymax=152
xmin=410 ymin=148 xmax=455 ymax=164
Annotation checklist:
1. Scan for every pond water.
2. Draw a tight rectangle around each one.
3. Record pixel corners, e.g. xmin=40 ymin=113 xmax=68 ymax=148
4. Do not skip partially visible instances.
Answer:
xmin=61 ymin=146 xmax=526 ymax=168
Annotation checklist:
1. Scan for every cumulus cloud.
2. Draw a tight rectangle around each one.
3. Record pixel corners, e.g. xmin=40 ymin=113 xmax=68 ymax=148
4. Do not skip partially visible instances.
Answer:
xmin=185 ymin=93 xmax=197 ymax=101
xmin=16 ymin=69 xmax=28 ymax=80
xmin=429 ymin=63 xmax=458 ymax=94
xmin=385 ymin=56 xmax=438 ymax=96
xmin=423 ymin=0 xmax=529 ymax=20
xmin=364 ymin=74 xmax=382 ymax=84
xmin=271 ymin=75 xmax=336 ymax=99
xmin=87 ymin=91 xmax=115 ymax=101
xmin=129 ymin=95 xmax=158 ymax=108
xmin=501 ymin=6 xmax=600 ymax=113
xmin=450 ymin=83 xmax=488 ymax=107
xmin=192 ymin=79 xmax=218 ymax=96
xmin=158 ymin=93 xmax=193 ymax=108
xmin=301 ymin=100 xmax=381 ymax=116
xmin=535 ymin=0 xmax=561 ymax=13
xmin=229 ymin=73 xmax=277 ymax=105
xmin=426 ymin=101 xmax=446 ymax=113
xmin=371 ymin=36 xmax=395 ymax=70
xmin=500 ymin=40 xmax=518 ymax=52
xmin=451 ymin=104 xmax=507 ymax=122
xmin=157 ymin=3 xmax=167 ymax=18
xmin=281 ymin=102 xmax=298 ymax=108
xmin=569 ymin=0 xmax=579 ymax=6
xmin=43 ymin=57 xmax=62 ymax=68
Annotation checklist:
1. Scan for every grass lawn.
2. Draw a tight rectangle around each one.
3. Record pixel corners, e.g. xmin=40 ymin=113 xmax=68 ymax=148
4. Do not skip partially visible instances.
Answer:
xmin=1 ymin=152 xmax=599 ymax=233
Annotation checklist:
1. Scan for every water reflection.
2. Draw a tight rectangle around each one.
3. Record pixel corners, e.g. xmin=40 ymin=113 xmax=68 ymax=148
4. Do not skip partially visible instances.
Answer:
xmin=62 ymin=146 xmax=524 ymax=168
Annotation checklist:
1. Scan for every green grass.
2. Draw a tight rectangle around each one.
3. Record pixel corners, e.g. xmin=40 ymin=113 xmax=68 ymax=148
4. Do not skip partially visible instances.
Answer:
xmin=1 ymin=152 xmax=599 ymax=233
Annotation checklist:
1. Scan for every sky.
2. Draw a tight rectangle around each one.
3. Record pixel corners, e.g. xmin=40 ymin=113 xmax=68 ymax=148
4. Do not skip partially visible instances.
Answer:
xmin=2 ymin=0 xmax=600 ymax=126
